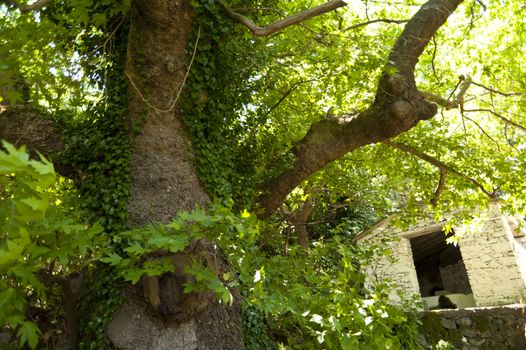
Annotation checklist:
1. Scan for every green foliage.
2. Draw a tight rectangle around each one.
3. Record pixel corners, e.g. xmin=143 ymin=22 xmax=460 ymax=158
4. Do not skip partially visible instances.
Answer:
xmin=232 ymin=234 xmax=423 ymax=349
xmin=119 ymin=203 xmax=422 ymax=349
xmin=92 ymin=199 xmax=424 ymax=348
xmin=182 ymin=0 xmax=275 ymax=206
xmin=60 ymin=14 xmax=132 ymax=233
xmin=242 ymin=305 xmax=279 ymax=350
xmin=2 ymin=0 xmax=526 ymax=349
xmin=0 ymin=142 xmax=105 ymax=348
xmin=101 ymin=205 xmax=248 ymax=304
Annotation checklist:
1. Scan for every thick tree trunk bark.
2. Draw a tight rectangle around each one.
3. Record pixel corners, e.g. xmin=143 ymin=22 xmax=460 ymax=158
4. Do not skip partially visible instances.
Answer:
xmin=105 ymin=1 xmax=244 ymax=349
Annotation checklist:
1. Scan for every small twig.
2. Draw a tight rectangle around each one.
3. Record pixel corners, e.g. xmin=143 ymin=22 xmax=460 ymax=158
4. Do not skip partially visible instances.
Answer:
xmin=475 ymin=0 xmax=487 ymax=11
xmin=463 ymin=108 xmax=526 ymax=132
xmin=446 ymin=79 xmax=462 ymax=101
xmin=344 ymin=18 xmax=408 ymax=31
xmin=461 ymin=113 xmax=500 ymax=150
xmin=102 ymin=16 xmax=126 ymax=55
xmin=125 ymin=25 xmax=201 ymax=113
xmin=421 ymin=75 xmax=472 ymax=110
xmin=504 ymin=124 xmax=519 ymax=151
xmin=431 ymin=35 xmax=440 ymax=84
xmin=470 ymin=80 xmax=524 ymax=97
xmin=264 ymin=78 xmax=318 ymax=117
xmin=219 ymin=0 xmax=347 ymax=37
xmin=384 ymin=140 xmax=495 ymax=198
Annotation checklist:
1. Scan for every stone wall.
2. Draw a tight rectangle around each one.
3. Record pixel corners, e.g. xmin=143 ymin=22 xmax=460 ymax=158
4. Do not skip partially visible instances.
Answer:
xmin=440 ymin=260 xmax=471 ymax=294
xmin=360 ymin=218 xmax=443 ymax=302
xmin=357 ymin=203 xmax=526 ymax=307
xmin=419 ymin=304 xmax=526 ymax=349
xmin=456 ymin=205 xmax=526 ymax=306
xmin=363 ymin=235 xmax=420 ymax=302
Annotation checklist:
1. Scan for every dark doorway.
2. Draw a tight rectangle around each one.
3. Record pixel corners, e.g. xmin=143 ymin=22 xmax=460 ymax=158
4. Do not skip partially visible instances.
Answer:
xmin=409 ymin=230 xmax=472 ymax=297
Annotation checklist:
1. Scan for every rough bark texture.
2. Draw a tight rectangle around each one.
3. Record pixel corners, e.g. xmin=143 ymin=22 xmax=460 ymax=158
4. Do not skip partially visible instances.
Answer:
xmin=107 ymin=244 xmax=244 ymax=350
xmin=258 ymin=0 xmax=464 ymax=217
xmin=106 ymin=1 xmax=244 ymax=349
xmin=0 ymin=105 xmax=71 ymax=175
xmin=125 ymin=0 xmax=209 ymax=226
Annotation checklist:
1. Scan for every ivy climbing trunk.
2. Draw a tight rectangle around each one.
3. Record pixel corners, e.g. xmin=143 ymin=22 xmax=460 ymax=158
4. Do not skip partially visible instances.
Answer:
xmin=105 ymin=1 xmax=244 ymax=349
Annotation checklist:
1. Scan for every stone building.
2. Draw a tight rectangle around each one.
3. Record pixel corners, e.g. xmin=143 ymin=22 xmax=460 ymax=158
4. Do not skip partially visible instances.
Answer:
xmin=354 ymin=203 xmax=526 ymax=310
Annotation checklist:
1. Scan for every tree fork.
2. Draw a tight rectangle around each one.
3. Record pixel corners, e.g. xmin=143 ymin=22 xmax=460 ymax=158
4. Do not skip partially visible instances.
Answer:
xmin=257 ymin=0 xmax=464 ymax=218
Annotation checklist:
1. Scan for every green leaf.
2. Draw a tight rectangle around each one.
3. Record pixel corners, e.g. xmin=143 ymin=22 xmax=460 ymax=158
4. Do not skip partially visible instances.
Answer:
xmin=0 ymin=288 xmax=17 ymax=312
xmin=17 ymin=321 xmax=41 ymax=349
xmin=100 ymin=252 xmax=123 ymax=265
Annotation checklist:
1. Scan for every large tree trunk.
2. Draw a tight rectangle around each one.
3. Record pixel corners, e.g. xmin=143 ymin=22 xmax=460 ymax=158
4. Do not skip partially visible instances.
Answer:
xmin=105 ymin=1 xmax=244 ymax=349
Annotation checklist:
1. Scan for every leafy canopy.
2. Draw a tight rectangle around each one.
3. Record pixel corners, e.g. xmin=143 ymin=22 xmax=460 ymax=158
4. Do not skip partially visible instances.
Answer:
xmin=1 ymin=0 xmax=526 ymax=349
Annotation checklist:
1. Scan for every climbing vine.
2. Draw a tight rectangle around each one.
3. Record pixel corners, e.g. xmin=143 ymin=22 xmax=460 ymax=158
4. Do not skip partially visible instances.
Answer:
xmin=182 ymin=0 xmax=296 ymax=208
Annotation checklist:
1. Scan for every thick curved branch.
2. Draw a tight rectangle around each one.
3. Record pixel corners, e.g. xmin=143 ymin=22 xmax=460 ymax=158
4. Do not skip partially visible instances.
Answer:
xmin=219 ymin=0 xmax=347 ymax=37
xmin=384 ymin=140 xmax=495 ymax=198
xmin=1 ymin=0 xmax=53 ymax=12
xmin=389 ymin=0 xmax=463 ymax=77
xmin=0 ymin=106 xmax=71 ymax=176
xmin=257 ymin=0 xmax=464 ymax=218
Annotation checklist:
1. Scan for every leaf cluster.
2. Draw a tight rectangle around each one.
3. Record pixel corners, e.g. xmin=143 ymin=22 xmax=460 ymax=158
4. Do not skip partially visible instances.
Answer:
xmin=0 ymin=142 xmax=105 ymax=349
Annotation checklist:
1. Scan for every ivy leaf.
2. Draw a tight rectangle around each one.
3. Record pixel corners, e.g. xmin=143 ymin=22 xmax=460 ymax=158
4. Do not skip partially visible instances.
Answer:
xmin=0 ymin=240 xmax=24 ymax=266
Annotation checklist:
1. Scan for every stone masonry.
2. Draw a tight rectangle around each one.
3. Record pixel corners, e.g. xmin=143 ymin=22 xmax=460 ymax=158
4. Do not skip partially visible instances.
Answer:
xmin=356 ymin=202 xmax=526 ymax=307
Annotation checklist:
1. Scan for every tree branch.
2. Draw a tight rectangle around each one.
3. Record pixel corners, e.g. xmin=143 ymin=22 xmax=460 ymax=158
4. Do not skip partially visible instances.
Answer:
xmin=431 ymin=168 xmax=447 ymax=206
xmin=257 ymin=0 xmax=464 ymax=218
xmin=388 ymin=0 xmax=463 ymax=77
xmin=470 ymin=80 xmax=523 ymax=97
xmin=289 ymin=196 xmax=315 ymax=249
xmin=384 ymin=140 xmax=495 ymax=198
xmin=463 ymin=108 xmax=526 ymax=132
xmin=218 ymin=0 xmax=347 ymax=37
xmin=461 ymin=113 xmax=500 ymax=149
xmin=1 ymin=0 xmax=53 ymax=12
xmin=0 ymin=105 xmax=71 ymax=176
xmin=344 ymin=18 xmax=408 ymax=31
xmin=265 ymin=78 xmax=318 ymax=117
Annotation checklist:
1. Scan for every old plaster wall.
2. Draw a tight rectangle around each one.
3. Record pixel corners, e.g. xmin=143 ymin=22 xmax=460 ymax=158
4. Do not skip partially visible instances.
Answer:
xmin=358 ymin=203 xmax=526 ymax=307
